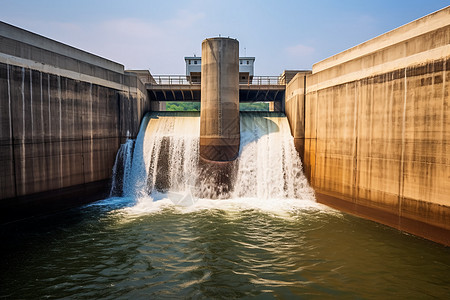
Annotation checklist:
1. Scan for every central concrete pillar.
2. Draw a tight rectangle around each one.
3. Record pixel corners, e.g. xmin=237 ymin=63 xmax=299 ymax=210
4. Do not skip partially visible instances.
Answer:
xmin=200 ymin=37 xmax=240 ymax=161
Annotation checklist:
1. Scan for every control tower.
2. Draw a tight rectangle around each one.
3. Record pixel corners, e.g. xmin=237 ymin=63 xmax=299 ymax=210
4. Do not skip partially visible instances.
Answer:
xmin=185 ymin=55 xmax=255 ymax=84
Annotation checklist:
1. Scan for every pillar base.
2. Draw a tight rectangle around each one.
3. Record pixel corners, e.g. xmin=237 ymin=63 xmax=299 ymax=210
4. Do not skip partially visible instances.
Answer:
xmin=200 ymin=137 xmax=240 ymax=162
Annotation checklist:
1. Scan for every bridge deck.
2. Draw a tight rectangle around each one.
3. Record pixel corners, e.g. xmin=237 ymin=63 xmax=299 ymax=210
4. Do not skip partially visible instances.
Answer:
xmin=146 ymin=75 xmax=285 ymax=103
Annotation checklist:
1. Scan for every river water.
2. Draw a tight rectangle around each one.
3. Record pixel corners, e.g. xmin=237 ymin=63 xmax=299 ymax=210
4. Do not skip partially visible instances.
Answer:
xmin=1 ymin=112 xmax=449 ymax=299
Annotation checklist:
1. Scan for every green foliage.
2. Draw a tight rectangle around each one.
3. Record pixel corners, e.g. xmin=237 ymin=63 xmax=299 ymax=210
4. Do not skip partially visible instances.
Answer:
xmin=165 ymin=102 xmax=270 ymax=111
xmin=239 ymin=102 xmax=270 ymax=111
xmin=166 ymin=102 xmax=200 ymax=111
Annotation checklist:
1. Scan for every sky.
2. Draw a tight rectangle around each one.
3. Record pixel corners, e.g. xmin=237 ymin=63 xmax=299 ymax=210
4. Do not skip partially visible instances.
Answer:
xmin=0 ymin=0 xmax=448 ymax=75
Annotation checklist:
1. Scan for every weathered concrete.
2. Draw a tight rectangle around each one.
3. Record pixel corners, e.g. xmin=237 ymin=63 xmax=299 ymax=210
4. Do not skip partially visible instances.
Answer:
xmin=200 ymin=38 xmax=240 ymax=161
xmin=286 ymin=6 xmax=450 ymax=244
xmin=285 ymin=71 xmax=311 ymax=158
xmin=0 ymin=22 xmax=149 ymax=223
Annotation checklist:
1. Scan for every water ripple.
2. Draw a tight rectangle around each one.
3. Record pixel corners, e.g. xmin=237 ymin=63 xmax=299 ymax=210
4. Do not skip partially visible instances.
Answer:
xmin=1 ymin=201 xmax=449 ymax=299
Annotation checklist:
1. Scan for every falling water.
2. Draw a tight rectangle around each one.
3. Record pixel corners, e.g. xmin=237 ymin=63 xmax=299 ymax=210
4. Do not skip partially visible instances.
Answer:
xmin=121 ymin=112 xmax=201 ymax=199
xmin=110 ymin=139 xmax=135 ymax=197
xmin=232 ymin=113 xmax=311 ymax=199
xmin=111 ymin=111 xmax=315 ymax=208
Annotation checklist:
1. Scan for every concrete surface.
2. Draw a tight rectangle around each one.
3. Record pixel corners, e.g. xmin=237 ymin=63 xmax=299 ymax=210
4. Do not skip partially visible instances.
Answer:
xmin=200 ymin=37 xmax=240 ymax=161
xmin=0 ymin=23 xmax=150 ymax=223
xmin=285 ymin=71 xmax=311 ymax=158
xmin=286 ymin=6 xmax=450 ymax=244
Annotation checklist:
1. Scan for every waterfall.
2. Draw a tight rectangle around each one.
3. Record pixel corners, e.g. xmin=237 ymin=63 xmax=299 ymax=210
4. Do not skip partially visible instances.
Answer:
xmin=110 ymin=112 xmax=314 ymax=204
xmin=110 ymin=139 xmax=135 ymax=197
xmin=121 ymin=112 xmax=200 ymax=199
xmin=232 ymin=113 xmax=311 ymax=200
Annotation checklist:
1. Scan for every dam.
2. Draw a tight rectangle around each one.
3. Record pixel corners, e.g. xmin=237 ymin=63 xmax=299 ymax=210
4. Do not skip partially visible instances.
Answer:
xmin=1 ymin=6 xmax=450 ymax=299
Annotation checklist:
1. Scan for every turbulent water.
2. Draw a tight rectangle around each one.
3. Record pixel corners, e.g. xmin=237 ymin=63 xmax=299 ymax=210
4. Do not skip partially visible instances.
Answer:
xmin=111 ymin=112 xmax=315 ymax=210
xmin=1 ymin=112 xmax=449 ymax=299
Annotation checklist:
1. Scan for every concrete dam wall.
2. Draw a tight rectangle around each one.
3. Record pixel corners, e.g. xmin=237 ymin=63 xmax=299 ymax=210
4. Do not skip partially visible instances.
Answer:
xmin=286 ymin=7 xmax=450 ymax=243
xmin=0 ymin=22 xmax=150 ymax=222
xmin=1 ymin=6 xmax=448 ymax=246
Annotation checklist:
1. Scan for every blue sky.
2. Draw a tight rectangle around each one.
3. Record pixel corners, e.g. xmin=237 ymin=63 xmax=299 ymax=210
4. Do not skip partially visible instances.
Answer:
xmin=0 ymin=0 xmax=448 ymax=75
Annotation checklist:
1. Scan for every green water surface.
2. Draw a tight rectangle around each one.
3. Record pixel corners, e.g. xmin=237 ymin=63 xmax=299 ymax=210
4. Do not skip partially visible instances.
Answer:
xmin=1 ymin=197 xmax=449 ymax=299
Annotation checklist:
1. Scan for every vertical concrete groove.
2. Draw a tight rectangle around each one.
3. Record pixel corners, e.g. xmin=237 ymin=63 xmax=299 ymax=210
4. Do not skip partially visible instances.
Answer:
xmin=39 ymin=71 xmax=46 ymax=188
xmin=399 ymin=67 xmax=408 ymax=220
xmin=57 ymin=75 xmax=63 ymax=189
xmin=440 ymin=61 xmax=446 ymax=181
xmin=80 ymin=82 xmax=85 ymax=186
xmin=47 ymin=73 xmax=52 ymax=187
xmin=29 ymin=69 xmax=33 ymax=139
xmin=314 ymin=90 xmax=318 ymax=185
xmin=20 ymin=67 xmax=26 ymax=195
xmin=65 ymin=79 xmax=69 ymax=188
xmin=353 ymin=81 xmax=359 ymax=204
xmin=303 ymin=75 xmax=306 ymax=135
xmin=7 ymin=64 xmax=18 ymax=198
xmin=117 ymin=92 xmax=121 ymax=143
xmin=81 ymin=104 xmax=85 ymax=185
xmin=369 ymin=79 xmax=374 ymax=193
xmin=89 ymin=83 xmax=94 ymax=183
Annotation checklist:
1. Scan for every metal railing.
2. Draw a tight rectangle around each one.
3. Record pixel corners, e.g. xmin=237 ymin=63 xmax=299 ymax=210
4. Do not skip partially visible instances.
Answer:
xmin=242 ymin=76 xmax=282 ymax=86
xmin=149 ymin=75 xmax=284 ymax=86
xmin=151 ymin=75 xmax=196 ymax=85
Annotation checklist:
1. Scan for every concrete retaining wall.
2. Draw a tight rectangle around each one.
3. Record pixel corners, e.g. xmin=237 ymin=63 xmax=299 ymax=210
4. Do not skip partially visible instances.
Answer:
xmin=0 ymin=22 xmax=149 ymax=223
xmin=286 ymin=6 xmax=450 ymax=244
xmin=285 ymin=71 xmax=311 ymax=159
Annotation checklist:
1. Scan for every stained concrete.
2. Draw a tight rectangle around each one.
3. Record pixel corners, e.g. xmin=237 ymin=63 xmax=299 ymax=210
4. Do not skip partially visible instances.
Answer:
xmin=285 ymin=71 xmax=311 ymax=157
xmin=200 ymin=38 xmax=240 ymax=161
xmin=286 ymin=6 xmax=450 ymax=243
xmin=0 ymin=23 xmax=149 ymax=223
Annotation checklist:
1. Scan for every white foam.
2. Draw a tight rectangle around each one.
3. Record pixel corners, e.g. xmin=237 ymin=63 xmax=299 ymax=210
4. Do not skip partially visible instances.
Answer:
xmin=109 ymin=112 xmax=325 ymax=221
xmin=112 ymin=191 xmax=335 ymax=222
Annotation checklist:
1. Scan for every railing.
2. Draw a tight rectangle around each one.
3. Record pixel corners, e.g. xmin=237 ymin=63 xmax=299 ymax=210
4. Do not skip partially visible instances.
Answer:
xmin=242 ymin=76 xmax=282 ymax=86
xmin=151 ymin=75 xmax=196 ymax=85
xmin=149 ymin=75 xmax=284 ymax=86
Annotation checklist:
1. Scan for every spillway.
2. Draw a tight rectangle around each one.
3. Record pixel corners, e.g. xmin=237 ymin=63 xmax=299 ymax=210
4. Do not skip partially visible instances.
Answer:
xmin=111 ymin=112 xmax=314 ymax=204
